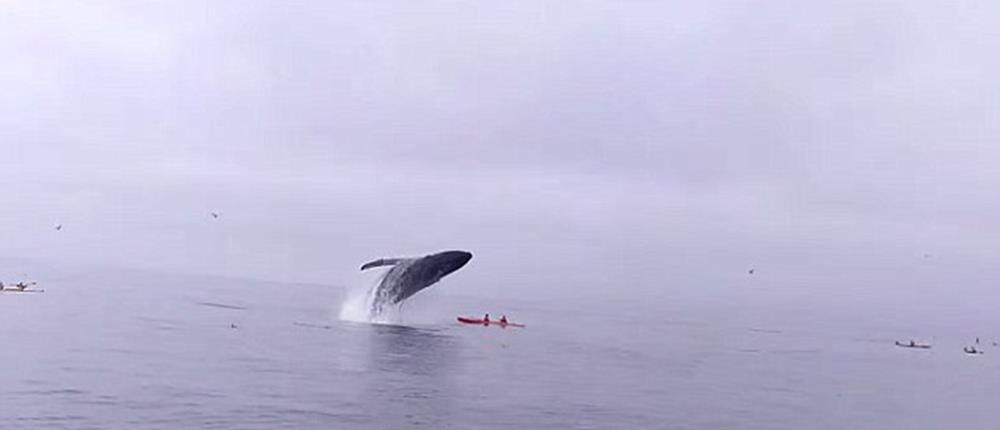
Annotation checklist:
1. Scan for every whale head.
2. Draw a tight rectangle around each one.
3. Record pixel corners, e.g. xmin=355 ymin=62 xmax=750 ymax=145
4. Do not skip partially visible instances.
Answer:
xmin=424 ymin=250 xmax=473 ymax=280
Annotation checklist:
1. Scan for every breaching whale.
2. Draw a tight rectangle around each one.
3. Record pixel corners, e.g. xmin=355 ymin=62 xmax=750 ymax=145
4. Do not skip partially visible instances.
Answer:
xmin=361 ymin=250 xmax=472 ymax=315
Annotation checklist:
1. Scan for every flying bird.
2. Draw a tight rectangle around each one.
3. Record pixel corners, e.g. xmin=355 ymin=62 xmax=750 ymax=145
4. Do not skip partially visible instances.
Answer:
xmin=54 ymin=224 xmax=62 ymax=231
xmin=210 ymin=212 xmax=220 ymax=219
xmin=748 ymin=268 xmax=755 ymax=275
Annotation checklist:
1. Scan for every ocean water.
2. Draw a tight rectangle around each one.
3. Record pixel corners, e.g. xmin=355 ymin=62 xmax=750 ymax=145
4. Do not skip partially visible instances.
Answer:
xmin=2 ymin=268 xmax=999 ymax=429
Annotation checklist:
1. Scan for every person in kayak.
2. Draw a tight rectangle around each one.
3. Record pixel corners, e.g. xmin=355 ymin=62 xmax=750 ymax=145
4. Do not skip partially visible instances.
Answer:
xmin=909 ymin=340 xmax=916 ymax=347
xmin=499 ymin=315 xmax=508 ymax=326
xmin=483 ymin=313 xmax=490 ymax=325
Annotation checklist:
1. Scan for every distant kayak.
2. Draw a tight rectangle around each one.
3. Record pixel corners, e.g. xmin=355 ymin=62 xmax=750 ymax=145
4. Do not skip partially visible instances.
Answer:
xmin=963 ymin=347 xmax=984 ymax=355
xmin=895 ymin=341 xmax=931 ymax=349
xmin=457 ymin=316 xmax=486 ymax=324
xmin=457 ymin=316 xmax=525 ymax=328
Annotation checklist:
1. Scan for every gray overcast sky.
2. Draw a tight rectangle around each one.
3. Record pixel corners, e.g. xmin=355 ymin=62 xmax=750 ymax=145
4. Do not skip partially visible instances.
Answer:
xmin=2 ymin=1 xmax=999 ymax=305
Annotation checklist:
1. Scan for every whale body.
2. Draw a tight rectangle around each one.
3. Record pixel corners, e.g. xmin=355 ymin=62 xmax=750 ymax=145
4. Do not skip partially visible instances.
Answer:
xmin=360 ymin=250 xmax=472 ymax=315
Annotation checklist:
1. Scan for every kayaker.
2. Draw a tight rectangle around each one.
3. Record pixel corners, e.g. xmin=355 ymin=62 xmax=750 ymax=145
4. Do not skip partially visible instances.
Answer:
xmin=500 ymin=315 xmax=508 ymax=325
xmin=909 ymin=340 xmax=915 ymax=347
xmin=483 ymin=313 xmax=490 ymax=326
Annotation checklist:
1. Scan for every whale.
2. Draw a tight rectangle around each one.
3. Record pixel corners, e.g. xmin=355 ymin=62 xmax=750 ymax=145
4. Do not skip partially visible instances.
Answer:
xmin=360 ymin=250 xmax=472 ymax=315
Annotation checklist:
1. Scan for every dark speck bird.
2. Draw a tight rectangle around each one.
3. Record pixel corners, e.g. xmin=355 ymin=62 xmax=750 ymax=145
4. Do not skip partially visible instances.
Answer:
xmin=748 ymin=268 xmax=755 ymax=275
xmin=211 ymin=212 xmax=220 ymax=219
xmin=54 ymin=224 xmax=62 ymax=231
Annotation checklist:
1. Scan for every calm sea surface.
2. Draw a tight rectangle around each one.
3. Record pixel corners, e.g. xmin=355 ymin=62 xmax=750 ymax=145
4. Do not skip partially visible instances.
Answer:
xmin=2 ymin=268 xmax=999 ymax=429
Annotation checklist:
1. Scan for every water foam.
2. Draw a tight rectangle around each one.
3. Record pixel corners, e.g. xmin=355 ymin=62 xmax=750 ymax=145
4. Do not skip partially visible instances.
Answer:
xmin=337 ymin=273 xmax=402 ymax=324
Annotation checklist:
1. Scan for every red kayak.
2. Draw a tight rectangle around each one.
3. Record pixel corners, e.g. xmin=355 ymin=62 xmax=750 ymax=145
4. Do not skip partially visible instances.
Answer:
xmin=456 ymin=316 xmax=525 ymax=328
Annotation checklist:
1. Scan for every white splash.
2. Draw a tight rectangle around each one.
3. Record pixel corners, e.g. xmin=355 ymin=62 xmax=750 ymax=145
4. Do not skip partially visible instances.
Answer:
xmin=337 ymin=272 xmax=402 ymax=324
xmin=337 ymin=282 xmax=372 ymax=322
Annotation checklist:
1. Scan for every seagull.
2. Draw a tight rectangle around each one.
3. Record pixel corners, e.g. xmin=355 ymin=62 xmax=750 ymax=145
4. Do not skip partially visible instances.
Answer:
xmin=55 ymin=224 xmax=62 ymax=231
xmin=210 ymin=212 xmax=220 ymax=219
xmin=748 ymin=268 xmax=755 ymax=275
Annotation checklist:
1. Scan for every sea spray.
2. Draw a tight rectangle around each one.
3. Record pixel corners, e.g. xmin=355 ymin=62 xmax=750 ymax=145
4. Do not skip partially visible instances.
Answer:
xmin=337 ymin=272 xmax=402 ymax=324
xmin=336 ymin=282 xmax=371 ymax=322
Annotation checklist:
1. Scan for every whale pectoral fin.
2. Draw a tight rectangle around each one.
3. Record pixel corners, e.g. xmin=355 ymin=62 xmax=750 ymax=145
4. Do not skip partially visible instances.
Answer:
xmin=360 ymin=258 xmax=403 ymax=271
